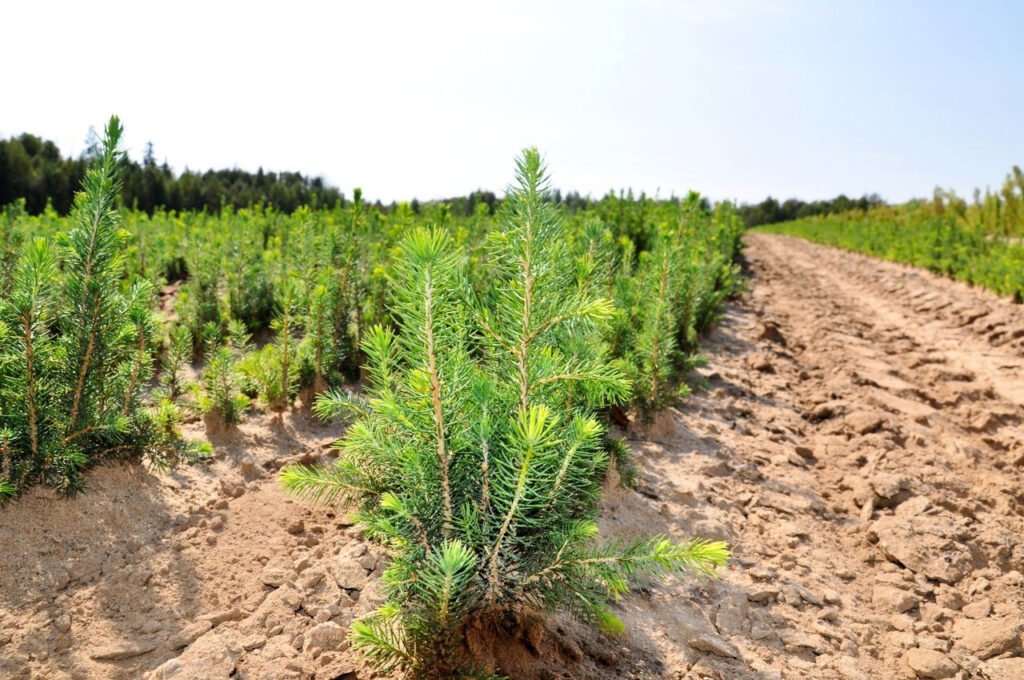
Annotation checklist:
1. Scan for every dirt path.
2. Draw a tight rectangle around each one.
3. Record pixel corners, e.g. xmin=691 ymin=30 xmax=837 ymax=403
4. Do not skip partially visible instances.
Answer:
xmin=2 ymin=233 xmax=1023 ymax=679
xmin=613 ymin=233 xmax=1023 ymax=679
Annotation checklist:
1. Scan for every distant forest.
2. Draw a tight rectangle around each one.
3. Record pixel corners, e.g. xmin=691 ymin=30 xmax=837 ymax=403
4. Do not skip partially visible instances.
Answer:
xmin=0 ymin=130 xmax=345 ymax=215
xmin=0 ymin=129 xmax=881 ymax=225
xmin=736 ymin=193 xmax=885 ymax=227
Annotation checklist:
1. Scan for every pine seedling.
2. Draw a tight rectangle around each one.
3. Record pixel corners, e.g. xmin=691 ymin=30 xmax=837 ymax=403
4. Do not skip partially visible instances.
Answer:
xmin=0 ymin=238 xmax=57 ymax=482
xmin=227 ymin=248 xmax=276 ymax=332
xmin=606 ymin=235 xmax=637 ymax=359
xmin=631 ymin=244 xmax=679 ymax=417
xmin=1 ymin=202 xmax=27 ymax=296
xmin=145 ymin=398 xmax=212 ymax=470
xmin=0 ymin=117 xmax=178 ymax=495
xmin=305 ymin=277 xmax=337 ymax=393
xmin=161 ymin=324 xmax=193 ymax=402
xmin=271 ymin=276 xmax=302 ymax=413
xmin=573 ymin=219 xmax=617 ymax=298
xmin=282 ymin=150 xmax=728 ymax=679
xmin=58 ymin=118 xmax=134 ymax=457
xmin=237 ymin=344 xmax=287 ymax=414
xmin=121 ymin=280 xmax=157 ymax=416
xmin=200 ymin=321 xmax=222 ymax=358
xmin=198 ymin=322 xmax=250 ymax=428
xmin=225 ymin=318 xmax=254 ymax=356
xmin=181 ymin=259 xmax=224 ymax=358
xmin=198 ymin=345 xmax=249 ymax=428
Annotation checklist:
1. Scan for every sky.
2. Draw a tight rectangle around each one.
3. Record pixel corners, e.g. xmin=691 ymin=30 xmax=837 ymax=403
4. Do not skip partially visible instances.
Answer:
xmin=4 ymin=1 xmax=1024 ymax=204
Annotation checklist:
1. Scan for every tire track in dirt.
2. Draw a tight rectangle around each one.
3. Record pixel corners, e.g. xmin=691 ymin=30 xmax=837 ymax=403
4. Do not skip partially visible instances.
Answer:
xmin=613 ymin=233 xmax=1023 ymax=679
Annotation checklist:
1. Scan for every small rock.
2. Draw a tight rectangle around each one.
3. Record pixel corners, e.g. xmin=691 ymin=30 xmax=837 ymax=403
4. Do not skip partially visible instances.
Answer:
xmin=261 ymin=566 xmax=295 ymax=588
xmin=982 ymin=657 xmax=1024 ymax=680
xmin=300 ymin=567 xmax=348 ymax=616
xmin=750 ymin=620 xmax=776 ymax=642
xmin=847 ymin=412 xmax=884 ymax=435
xmin=140 ymin=619 xmax=162 ymax=634
xmin=219 ymin=478 xmax=245 ymax=499
xmin=198 ymin=609 xmax=244 ymax=627
xmin=817 ymin=607 xmax=840 ymax=623
xmin=917 ymin=636 xmax=951 ymax=653
xmin=759 ymin=321 xmax=787 ymax=346
xmin=787 ymin=452 xmax=809 ymax=467
xmin=240 ymin=635 xmax=267 ymax=651
xmin=961 ymin=599 xmax=992 ymax=619
xmin=340 ymin=542 xmax=369 ymax=560
xmin=749 ymin=566 xmax=778 ymax=581
xmin=895 ymin=495 xmax=932 ymax=518
xmin=286 ymin=519 xmax=305 ymax=535
xmin=834 ymin=656 xmax=870 ymax=680
xmin=147 ymin=630 xmax=241 ymax=680
xmin=794 ymin=445 xmax=816 ymax=460
xmin=935 ymin=589 xmax=964 ymax=611
xmin=169 ymin=620 xmax=213 ymax=650
xmin=835 ymin=567 xmax=857 ymax=581
xmin=746 ymin=352 xmax=774 ymax=373
xmin=239 ymin=458 xmax=264 ymax=481
xmin=303 ymin=622 xmax=348 ymax=655
xmin=54 ymin=569 xmax=71 ymax=591
xmin=331 ymin=561 xmax=369 ymax=591
xmin=715 ymin=590 xmax=750 ymax=634
xmin=687 ymin=633 xmax=739 ymax=658
xmin=953 ymin=617 xmax=1023 ymax=659
xmin=54 ymin=615 xmax=72 ymax=633
xmin=791 ymin=582 xmax=824 ymax=607
xmin=317 ymin=655 xmax=360 ymax=678
xmin=812 ymin=621 xmax=843 ymax=641
xmin=967 ymin=412 xmax=1002 ymax=433
xmin=89 ymin=642 xmax=156 ymax=661
xmin=870 ymin=516 xmax=972 ymax=584
xmin=670 ymin=479 xmax=704 ymax=507
xmin=870 ymin=473 xmax=910 ymax=501
xmin=873 ymin=585 xmax=918 ymax=613
xmin=781 ymin=630 xmax=827 ymax=654
xmin=357 ymin=553 xmax=377 ymax=571
xmin=904 ymin=648 xmax=958 ymax=679
xmin=807 ymin=401 xmax=844 ymax=422
xmin=278 ymin=584 xmax=303 ymax=610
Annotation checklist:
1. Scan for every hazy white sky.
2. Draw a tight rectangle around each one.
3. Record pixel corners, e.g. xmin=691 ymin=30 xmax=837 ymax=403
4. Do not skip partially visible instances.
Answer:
xmin=4 ymin=1 xmax=1023 ymax=203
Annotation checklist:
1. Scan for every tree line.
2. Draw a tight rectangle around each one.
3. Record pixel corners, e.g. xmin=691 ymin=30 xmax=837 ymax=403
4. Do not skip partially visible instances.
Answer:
xmin=737 ymin=193 xmax=885 ymax=227
xmin=0 ymin=131 xmax=343 ymax=215
xmin=1 ymin=128 xmax=886 ymax=222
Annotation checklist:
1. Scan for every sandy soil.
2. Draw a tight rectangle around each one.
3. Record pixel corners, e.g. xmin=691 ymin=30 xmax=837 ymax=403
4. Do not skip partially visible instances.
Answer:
xmin=2 ymin=232 xmax=1022 ymax=679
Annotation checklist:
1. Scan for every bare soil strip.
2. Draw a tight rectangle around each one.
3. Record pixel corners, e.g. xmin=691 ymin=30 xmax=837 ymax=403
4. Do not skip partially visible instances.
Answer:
xmin=616 ymin=233 xmax=1023 ymax=679
xmin=2 ymin=232 xmax=1022 ymax=679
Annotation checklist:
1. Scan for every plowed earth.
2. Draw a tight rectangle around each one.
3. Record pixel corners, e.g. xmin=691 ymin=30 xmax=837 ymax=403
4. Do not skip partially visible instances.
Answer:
xmin=2 ymin=233 xmax=1022 ymax=679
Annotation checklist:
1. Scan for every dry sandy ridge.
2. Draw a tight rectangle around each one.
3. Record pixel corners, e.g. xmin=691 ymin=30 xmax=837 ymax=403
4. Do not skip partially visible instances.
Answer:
xmin=1 ymin=232 xmax=1023 ymax=679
